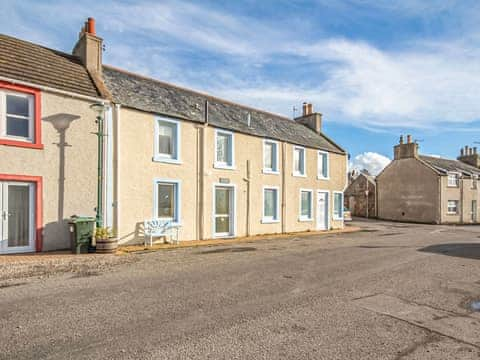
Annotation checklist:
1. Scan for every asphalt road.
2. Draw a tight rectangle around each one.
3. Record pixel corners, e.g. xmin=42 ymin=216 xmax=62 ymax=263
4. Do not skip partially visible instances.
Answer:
xmin=1 ymin=219 xmax=480 ymax=359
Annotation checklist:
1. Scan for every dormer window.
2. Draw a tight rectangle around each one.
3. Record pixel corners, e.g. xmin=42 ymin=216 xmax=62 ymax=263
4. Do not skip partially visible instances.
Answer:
xmin=447 ymin=173 xmax=459 ymax=187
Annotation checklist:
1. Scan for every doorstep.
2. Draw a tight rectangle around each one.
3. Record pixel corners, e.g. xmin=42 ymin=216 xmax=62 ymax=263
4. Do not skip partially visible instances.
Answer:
xmin=118 ymin=225 xmax=361 ymax=254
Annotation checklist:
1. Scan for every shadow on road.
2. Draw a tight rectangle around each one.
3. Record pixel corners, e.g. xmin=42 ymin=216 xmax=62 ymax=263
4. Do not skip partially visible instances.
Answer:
xmin=419 ymin=243 xmax=480 ymax=260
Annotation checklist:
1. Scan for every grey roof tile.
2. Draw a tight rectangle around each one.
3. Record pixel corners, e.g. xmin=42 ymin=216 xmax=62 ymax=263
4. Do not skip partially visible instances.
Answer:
xmin=419 ymin=155 xmax=480 ymax=176
xmin=102 ymin=65 xmax=345 ymax=154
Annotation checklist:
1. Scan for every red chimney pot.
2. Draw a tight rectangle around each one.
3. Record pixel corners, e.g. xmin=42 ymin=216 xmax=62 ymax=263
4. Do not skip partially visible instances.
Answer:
xmin=87 ymin=17 xmax=96 ymax=35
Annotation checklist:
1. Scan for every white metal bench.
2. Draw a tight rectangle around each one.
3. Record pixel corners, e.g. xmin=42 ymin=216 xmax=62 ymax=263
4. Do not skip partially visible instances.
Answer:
xmin=144 ymin=219 xmax=181 ymax=246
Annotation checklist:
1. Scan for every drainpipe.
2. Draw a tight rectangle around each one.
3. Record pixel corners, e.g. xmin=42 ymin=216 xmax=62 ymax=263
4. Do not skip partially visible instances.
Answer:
xmin=460 ymin=176 xmax=464 ymax=223
xmin=198 ymin=101 xmax=208 ymax=240
xmin=281 ymin=142 xmax=287 ymax=233
xmin=245 ymin=160 xmax=251 ymax=237
xmin=113 ymin=104 xmax=121 ymax=234
xmin=437 ymin=175 xmax=442 ymax=224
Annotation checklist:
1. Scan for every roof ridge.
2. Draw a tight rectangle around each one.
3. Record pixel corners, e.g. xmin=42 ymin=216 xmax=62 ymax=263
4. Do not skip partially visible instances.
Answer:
xmin=103 ymin=64 xmax=293 ymax=122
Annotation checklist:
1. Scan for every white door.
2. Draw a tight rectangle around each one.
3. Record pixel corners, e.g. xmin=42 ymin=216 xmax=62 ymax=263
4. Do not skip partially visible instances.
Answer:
xmin=214 ymin=186 xmax=234 ymax=237
xmin=316 ymin=191 xmax=329 ymax=230
xmin=0 ymin=182 xmax=35 ymax=254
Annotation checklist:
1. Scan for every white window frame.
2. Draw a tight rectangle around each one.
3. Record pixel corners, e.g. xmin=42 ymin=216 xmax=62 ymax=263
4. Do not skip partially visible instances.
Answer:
xmin=153 ymin=178 xmax=181 ymax=224
xmin=447 ymin=200 xmax=459 ymax=215
xmin=317 ymin=150 xmax=330 ymax=180
xmin=299 ymin=188 xmax=313 ymax=221
xmin=0 ymin=89 xmax=34 ymax=142
xmin=447 ymin=172 xmax=460 ymax=187
xmin=293 ymin=145 xmax=307 ymax=177
xmin=153 ymin=116 xmax=181 ymax=164
xmin=214 ymin=129 xmax=235 ymax=170
xmin=263 ymin=139 xmax=279 ymax=174
xmin=333 ymin=191 xmax=344 ymax=220
xmin=262 ymin=186 xmax=280 ymax=223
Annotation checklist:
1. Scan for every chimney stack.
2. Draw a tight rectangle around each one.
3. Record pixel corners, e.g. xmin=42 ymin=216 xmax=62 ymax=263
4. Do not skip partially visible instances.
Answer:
xmin=295 ymin=102 xmax=322 ymax=134
xmin=394 ymin=134 xmax=419 ymax=160
xmin=72 ymin=17 xmax=103 ymax=76
xmin=458 ymin=145 xmax=480 ymax=168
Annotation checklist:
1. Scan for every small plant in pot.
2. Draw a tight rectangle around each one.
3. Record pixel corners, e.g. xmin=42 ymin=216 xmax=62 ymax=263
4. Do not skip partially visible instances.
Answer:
xmin=95 ymin=227 xmax=118 ymax=254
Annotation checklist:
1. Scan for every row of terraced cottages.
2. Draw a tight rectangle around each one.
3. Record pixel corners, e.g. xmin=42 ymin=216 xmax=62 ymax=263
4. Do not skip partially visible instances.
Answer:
xmin=0 ymin=18 xmax=347 ymax=253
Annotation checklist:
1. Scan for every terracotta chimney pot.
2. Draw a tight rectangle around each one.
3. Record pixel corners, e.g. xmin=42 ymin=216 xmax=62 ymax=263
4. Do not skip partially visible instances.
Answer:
xmin=87 ymin=17 xmax=96 ymax=35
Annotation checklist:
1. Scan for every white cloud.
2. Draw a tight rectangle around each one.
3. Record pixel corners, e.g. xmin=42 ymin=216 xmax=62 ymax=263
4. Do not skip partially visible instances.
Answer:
xmin=350 ymin=152 xmax=391 ymax=176
xmin=2 ymin=0 xmax=480 ymax=132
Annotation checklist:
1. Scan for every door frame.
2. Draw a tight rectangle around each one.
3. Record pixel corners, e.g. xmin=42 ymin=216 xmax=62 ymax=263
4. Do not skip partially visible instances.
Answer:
xmin=212 ymin=183 xmax=236 ymax=238
xmin=316 ymin=190 xmax=330 ymax=231
xmin=0 ymin=174 xmax=42 ymax=253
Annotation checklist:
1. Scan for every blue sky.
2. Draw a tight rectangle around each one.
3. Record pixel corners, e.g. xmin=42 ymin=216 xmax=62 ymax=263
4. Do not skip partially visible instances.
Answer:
xmin=1 ymin=0 xmax=480 ymax=173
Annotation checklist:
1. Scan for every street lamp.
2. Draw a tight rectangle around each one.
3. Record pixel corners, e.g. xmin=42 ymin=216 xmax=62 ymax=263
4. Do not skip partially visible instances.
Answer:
xmin=90 ymin=102 xmax=109 ymax=228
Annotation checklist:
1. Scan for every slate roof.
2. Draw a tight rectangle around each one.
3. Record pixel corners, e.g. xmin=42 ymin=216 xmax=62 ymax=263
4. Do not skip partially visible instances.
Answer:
xmin=419 ymin=155 xmax=480 ymax=176
xmin=102 ymin=65 xmax=345 ymax=154
xmin=0 ymin=33 xmax=101 ymax=98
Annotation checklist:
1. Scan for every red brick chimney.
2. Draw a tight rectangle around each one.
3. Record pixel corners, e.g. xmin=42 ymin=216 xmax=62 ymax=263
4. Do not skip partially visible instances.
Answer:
xmin=72 ymin=17 xmax=103 ymax=75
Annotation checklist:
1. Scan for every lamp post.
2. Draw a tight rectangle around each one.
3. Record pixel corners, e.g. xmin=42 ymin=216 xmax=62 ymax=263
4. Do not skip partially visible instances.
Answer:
xmin=90 ymin=102 xmax=109 ymax=228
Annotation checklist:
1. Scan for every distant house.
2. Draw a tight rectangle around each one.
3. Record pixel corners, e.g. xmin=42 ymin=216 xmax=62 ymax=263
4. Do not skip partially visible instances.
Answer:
xmin=0 ymin=18 xmax=348 ymax=253
xmin=344 ymin=170 xmax=376 ymax=218
xmin=377 ymin=135 xmax=480 ymax=224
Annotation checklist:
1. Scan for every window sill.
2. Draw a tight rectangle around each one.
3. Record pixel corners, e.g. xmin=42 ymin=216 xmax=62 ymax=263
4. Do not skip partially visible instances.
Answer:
xmin=261 ymin=219 xmax=280 ymax=224
xmin=152 ymin=156 xmax=182 ymax=164
xmin=333 ymin=216 xmax=344 ymax=221
xmin=293 ymin=173 xmax=307 ymax=178
xmin=447 ymin=185 xmax=459 ymax=188
xmin=317 ymin=176 xmax=330 ymax=180
xmin=0 ymin=139 xmax=43 ymax=150
xmin=446 ymin=212 xmax=458 ymax=216
xmin=262 ymin=169 xmax=280 ymax=175
xmin=298 ymin=217 xmax=313 ymax=222
xmin=214 ymin=163 xmax=236 ymax=170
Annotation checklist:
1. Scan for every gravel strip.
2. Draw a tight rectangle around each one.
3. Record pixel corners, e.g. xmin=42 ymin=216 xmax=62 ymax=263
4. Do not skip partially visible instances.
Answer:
xmin=0 ymin=254 xmax=138 ymax=281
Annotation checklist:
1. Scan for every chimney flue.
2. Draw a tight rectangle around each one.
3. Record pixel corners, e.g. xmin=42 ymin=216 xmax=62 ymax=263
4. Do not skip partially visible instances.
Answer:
xmin=87 ymin=17 xmax=96 ymax=35
xmin=399 ymin=135 xmax=404 ymax=144
xmin=461 ymin=148 xmax=464 ymax=156
xmin=407 ymin=135 xmax=412 ymax=144
xmin=307 ymin=103 xmax=313 ymax=114
xmin=302 ymin=102 xmax=308 ymax=116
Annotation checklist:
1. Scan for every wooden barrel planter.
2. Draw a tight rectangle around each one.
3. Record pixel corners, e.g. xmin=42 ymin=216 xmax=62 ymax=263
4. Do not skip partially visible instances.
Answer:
xmin=96 ymin=237 xmax=118 ymax=254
